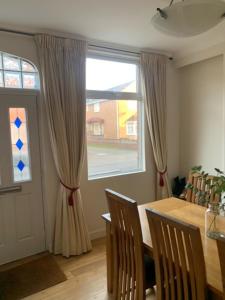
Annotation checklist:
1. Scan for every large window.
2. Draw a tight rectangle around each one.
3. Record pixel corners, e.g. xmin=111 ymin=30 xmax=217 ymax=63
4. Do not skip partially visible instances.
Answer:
xmin=0 ymin=52 xmax=39 ymax=89
xmin=86 ymin=55 xmax=145 ymax=179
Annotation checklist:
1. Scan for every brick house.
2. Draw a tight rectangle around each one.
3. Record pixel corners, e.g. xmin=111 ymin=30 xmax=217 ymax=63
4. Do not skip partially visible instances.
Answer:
xmin=86 ymin=81 xmax=137 ymax=142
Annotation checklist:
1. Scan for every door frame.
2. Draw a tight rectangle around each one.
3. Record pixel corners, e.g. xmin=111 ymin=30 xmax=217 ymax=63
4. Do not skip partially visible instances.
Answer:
xmin=0 ymin=87 xmax=48 ymax=254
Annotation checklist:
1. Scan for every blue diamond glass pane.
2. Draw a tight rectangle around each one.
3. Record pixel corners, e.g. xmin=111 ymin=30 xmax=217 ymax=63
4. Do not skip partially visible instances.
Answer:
xmin=16 ymin=138 xmax=23 ymax=150
xmin=14 ymin=117 xmax=22 ymax=128
xmin=17 ymin=160 xmax=25 ymax=172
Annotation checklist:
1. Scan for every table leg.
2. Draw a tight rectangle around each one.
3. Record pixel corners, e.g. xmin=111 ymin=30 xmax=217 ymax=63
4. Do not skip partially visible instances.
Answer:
xmin=106 ymin=222 xmax=113 ymax=293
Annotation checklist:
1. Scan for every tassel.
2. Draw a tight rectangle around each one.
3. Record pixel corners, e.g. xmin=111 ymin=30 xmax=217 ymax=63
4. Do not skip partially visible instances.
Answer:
xmin=159 ymin=168 xmax=167 ymax=187
xmin=60 ymin=180 xmax=80 ymax=206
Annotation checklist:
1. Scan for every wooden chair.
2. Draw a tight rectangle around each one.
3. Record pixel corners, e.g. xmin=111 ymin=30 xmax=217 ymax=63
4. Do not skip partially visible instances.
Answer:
xmin=146 ymin=208 xmax=207 ymax=300
xmin=105 ymin=189 xmax=155 ymax=300
xmin=185 ymin=172 xmax=219 ymax=206
xmin=216 ymin=237 xmax=225 ymax=300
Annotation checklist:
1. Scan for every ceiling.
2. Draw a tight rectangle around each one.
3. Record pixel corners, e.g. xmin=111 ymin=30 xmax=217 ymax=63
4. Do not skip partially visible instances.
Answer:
xmin=1 ymin=0 xmax=225 ymax=57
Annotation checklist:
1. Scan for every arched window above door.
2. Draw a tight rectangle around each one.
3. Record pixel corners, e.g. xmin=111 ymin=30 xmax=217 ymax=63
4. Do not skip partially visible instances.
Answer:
xmin=0 ymin=52 xmax=39 ymax=89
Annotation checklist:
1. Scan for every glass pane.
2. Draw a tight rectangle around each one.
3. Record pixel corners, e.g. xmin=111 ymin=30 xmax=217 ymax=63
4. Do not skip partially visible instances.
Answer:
xmin=22 ymin=73 xmax=36 ymax=89
xmin=9 ymin=108 xmax=31 ymax=182
xmin=4 ymin=71 xmax=22 ymax=88
xmin=0 ymin=71 xmax=3 ymax=87
xmin=86 ymin=58 xmax=137 ymax=93
xmin=3 ymin=55 xmax=20 ymax=71
xmin=86 ymin=99 xmax=143 ymax=179
xmin=0 ymin=54 xmax=2 ymax=69
xmin=22 ymin=61 xmax=35 ymax=72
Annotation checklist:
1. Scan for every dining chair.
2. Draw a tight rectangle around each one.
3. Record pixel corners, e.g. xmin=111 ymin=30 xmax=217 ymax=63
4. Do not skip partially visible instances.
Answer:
xmin=216 ymin=236 xmax=225 ymax=300
xmin=146 ymin=208 xmax=207 ymax=300
xmin=105 ymin=189 xmax=155 ymax=300
xmin=186 ymin=172 xmax=219 ymax=206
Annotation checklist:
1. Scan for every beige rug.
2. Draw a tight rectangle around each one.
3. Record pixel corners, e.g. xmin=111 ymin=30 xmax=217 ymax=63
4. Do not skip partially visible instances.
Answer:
xmin=0 ymin=255 xmax=67 ymax=300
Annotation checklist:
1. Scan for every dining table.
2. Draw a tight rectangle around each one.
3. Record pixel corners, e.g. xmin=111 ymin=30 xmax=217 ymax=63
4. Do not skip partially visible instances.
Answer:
xmin=102 ymin=197 xmax=224 ymax=300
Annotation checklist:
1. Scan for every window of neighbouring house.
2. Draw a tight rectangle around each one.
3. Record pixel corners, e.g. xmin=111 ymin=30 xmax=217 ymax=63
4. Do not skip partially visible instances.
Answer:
xmin=0 ymin=52 xmax=39 ymax=89
xmin=86 ymin=54 xmax=145 ymax=179
xmin=94 ymin=102 xmax=100 ymax=112
xmin=126 ymin=121 xmax=137 ymax=136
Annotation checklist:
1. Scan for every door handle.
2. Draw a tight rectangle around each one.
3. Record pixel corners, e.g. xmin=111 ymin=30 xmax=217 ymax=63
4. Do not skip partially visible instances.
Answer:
xmin=0 ymin=186 xmax=22 ymax=195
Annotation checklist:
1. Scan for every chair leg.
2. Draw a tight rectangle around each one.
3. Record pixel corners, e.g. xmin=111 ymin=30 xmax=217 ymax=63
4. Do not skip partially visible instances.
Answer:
xmin=106 ymin=222 xmax=113 ymax=293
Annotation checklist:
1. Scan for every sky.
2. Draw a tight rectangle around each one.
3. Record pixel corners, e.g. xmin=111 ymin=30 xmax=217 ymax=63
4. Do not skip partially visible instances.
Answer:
xmin=86 ymin=58 xmax=137 ymax=91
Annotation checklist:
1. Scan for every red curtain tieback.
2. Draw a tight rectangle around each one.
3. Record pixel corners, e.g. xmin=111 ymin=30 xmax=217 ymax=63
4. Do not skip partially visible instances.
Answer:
xmin=158 ymin=168 xmax=167 ymax=187
xmin=60 ymin=180 xmax=80 ymax=206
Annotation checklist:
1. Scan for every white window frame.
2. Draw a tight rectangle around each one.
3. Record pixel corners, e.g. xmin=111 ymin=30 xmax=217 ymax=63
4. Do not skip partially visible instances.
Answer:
xmin=86 ymin=50 xmax=145 ymax=180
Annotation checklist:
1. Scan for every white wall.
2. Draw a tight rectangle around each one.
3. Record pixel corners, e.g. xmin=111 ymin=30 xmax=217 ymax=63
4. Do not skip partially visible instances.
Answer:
xmin=0 ymin=32 xmax=180 ymax=248
xmin=179 ymin=55 xmax=224 ymax=176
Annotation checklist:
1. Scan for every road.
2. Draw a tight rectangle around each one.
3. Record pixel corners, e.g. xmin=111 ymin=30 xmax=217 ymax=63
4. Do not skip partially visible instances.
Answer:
xmin=87 ymin=143 xmax=140 ymax=178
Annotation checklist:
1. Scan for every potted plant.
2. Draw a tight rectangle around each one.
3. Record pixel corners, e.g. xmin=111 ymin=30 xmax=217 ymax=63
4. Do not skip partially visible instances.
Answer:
xmin=186 ymin=166 xmax=225 ymax=239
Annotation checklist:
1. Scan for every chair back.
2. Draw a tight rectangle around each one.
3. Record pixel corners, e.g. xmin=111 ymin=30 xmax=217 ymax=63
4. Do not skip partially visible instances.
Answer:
xmin=146 ymin=208 xmax=207 ymax=300
xmin=186 ymin=172 xmax=219 ymax=206
xmin=217 ymin=237 xmax=225 ymax=300
xmin=105 ymin=189 xmax=145 ymax=300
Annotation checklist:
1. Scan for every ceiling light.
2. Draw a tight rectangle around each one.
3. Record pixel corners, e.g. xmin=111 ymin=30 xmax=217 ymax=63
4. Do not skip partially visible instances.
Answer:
xmin=151 ymin=0 xmax=225 ymax=37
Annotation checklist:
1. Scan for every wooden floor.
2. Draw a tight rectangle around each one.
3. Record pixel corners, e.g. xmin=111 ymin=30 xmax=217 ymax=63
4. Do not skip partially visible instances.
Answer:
xmin=1 ymin=238 xmax=156 ymax=300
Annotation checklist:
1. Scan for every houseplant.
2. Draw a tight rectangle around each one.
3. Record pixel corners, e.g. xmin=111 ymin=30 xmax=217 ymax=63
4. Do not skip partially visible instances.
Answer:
xmin=186 ymin=166 xmax=225 ymax=239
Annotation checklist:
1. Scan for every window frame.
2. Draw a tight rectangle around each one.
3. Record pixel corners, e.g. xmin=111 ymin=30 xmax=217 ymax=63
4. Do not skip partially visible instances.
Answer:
xmin=0 ymin=52 xmax=39 ymax=90
xmin=86 ymin=50 xmax=146 ymax=180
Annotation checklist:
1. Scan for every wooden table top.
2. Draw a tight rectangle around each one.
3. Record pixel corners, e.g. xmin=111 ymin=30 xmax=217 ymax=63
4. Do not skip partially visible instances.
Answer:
xmin=138 ymin=197 xmax=224 ymax=296
xmin=102 ymin=197 xmax=224 ymax=296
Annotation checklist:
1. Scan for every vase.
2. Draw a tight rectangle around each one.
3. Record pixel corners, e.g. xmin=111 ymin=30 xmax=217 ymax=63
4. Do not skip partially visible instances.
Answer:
xmin=205 ymin=203 xmax=225 ymax=239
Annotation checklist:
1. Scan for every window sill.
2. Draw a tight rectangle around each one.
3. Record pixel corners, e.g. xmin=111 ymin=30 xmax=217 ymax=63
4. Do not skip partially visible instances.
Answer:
xmin=88 ymin=169 xmax=146 ymax=181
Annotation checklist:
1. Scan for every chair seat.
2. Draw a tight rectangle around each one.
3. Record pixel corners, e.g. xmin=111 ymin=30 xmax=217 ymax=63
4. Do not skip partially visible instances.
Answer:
xmin=144 ymin=254 xmax=156 ymax=288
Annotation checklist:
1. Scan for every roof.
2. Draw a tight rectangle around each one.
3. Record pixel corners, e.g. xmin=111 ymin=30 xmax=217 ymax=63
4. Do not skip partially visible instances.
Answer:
xmin=87 ymin=80 xmax=135 ymax=105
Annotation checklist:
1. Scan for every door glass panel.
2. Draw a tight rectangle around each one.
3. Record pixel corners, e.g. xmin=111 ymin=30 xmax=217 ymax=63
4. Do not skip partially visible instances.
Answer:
xmin=4 ymin=72 xmax=22 ymax=88
xmin=0 ymin=54 xmax=2 ymax=69
xmin=9 ymin=108 xmax=31 ymax=182
xmin=0 ymin=71 xmax=3 ymax=87
xmin=22 ymin=61 xmax=36 ymax=72
xmin=3 ymin=55 xmax=21 ymax=71
xmin=22 ymin=73 xmax=36 ymax=89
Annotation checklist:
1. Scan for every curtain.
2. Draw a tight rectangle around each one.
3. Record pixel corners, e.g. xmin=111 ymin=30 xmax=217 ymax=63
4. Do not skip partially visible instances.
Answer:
xmin=35 ymin=34 xmax=92 ymax=257
xmin=140 ymin=53 xmax=171 ymax=199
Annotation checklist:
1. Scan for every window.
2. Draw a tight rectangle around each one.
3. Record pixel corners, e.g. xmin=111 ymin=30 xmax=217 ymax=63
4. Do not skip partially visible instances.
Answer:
xmin=126 ymin=121 xmax=137 ymax=136
xmin=86 ymin=55 xmax=145 ymax=179
xmin=0 ymin=52 xmax=39 ymax=89
xmin=9 ymin=108 xmax=31 ymax=182
xmin=94 ymin=102 xmax=100 ymax=112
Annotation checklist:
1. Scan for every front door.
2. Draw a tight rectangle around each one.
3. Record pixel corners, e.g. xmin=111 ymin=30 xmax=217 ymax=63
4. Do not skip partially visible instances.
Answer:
xmin=0 ymin=90 xmax=45 ymax=265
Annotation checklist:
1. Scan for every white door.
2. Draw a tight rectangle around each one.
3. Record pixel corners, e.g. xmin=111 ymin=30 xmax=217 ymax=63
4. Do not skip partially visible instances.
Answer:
xmin=0 ymin=90 xmax=45 ymax=265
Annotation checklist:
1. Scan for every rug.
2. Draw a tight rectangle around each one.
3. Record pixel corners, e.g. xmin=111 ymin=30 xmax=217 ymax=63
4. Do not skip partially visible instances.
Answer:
xmin=0 ymin=255 xmax=67 ymax=300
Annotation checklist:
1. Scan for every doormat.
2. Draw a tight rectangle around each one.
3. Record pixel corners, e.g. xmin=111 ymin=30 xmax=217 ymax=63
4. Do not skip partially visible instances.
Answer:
xmin=0 ymin=255 xmax=67 ymax=299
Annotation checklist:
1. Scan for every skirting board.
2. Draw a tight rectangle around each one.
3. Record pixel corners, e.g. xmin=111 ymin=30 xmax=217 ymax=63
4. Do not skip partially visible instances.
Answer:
xmin=89 ymin=228 xmax=106 ymax=240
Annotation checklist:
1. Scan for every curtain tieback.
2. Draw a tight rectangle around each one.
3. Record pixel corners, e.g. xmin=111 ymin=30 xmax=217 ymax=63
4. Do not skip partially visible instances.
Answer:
xmin=158 ymin=168 xmax=167 ymax=187
xmin=60 ymin=180 xmax=80 ymax=206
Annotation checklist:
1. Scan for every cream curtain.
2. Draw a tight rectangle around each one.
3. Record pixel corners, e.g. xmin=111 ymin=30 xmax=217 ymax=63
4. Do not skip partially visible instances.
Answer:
xmin=140 ymin=53 xmax=171 ymax=199
xmin=35 ymin=34 xmax=92 ymax=257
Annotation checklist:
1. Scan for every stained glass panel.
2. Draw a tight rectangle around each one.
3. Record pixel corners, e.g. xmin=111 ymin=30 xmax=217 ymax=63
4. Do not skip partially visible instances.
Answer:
xmin=3 ymin=55 xmax=20 ymax=71
xmin=5 ymin=71 xmax=22 ymax=88
xmin=9 ymin=108 xmax=31 ymax=182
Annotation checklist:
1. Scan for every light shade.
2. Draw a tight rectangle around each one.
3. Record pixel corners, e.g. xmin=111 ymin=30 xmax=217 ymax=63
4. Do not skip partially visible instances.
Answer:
xmin=151 ymin=0 xmax=225 ymax=37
